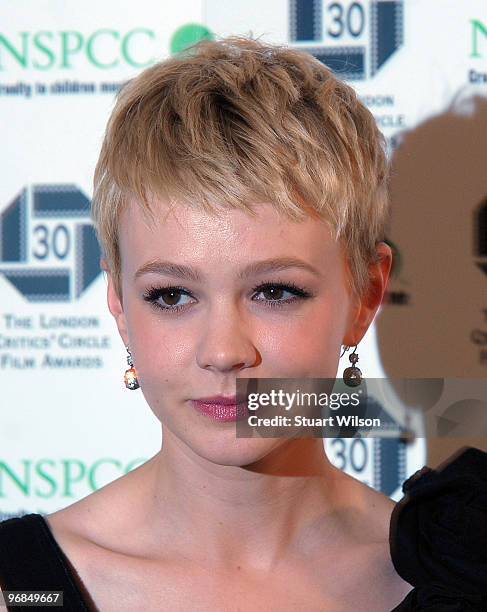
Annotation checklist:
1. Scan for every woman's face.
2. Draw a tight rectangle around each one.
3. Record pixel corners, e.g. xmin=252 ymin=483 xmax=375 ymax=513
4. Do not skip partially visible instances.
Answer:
xmin=108 ymin=198 xmax=365 ymax=466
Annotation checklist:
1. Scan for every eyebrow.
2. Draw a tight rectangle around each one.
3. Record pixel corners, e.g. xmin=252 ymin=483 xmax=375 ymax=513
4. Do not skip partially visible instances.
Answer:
xmin=134 ymin=257 xmax=323 ymax=282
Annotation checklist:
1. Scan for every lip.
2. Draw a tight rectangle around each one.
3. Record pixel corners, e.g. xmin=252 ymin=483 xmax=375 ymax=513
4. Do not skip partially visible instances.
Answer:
xmin=196 ymin=395 xmax=242 ymax=405
xmin=192 ymin=395 xmax=249 ymax=422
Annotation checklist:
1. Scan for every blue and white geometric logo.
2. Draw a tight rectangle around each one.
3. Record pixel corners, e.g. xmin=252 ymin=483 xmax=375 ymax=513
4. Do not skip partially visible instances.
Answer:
xmin=289 ymin=0 xmax=404 ymax=80
xmin=0 ymin=184 xmax=101 ymax=302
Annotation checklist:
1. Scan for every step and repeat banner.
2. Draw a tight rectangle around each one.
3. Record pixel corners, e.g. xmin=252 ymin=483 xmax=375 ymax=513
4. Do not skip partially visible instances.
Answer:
xmin=1 ymin=0 xmax=486 ymax=518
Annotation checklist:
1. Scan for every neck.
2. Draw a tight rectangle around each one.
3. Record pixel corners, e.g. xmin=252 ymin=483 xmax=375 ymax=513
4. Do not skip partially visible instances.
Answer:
xmin=140 ymin=430 xmax=347 ymax=569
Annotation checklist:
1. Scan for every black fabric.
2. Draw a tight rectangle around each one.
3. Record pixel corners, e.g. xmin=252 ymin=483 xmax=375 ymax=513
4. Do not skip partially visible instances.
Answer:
xmin=390 ymin=446 xmax=487 ymax=611
xmin=0 ymin=446 xmax=486 ymax=611
xmin=0 ymin=513 xmax=91 ymax=611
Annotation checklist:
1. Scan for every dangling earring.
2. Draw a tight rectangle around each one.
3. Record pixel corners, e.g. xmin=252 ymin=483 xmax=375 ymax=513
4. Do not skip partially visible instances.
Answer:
xmin=124 ymin=345 xmax=140 ymax=390
xmin=343 ymin=345 xmax=362 ymax=387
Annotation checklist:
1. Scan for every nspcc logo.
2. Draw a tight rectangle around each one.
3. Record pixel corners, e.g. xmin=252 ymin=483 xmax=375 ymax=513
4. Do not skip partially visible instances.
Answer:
xmin=289 ymin=0 xmax=403 ymax=80
xmin=0 ymin=29 xmax=156 ymax=71
xmin=0 ymin=185 xmax=101 ymax=302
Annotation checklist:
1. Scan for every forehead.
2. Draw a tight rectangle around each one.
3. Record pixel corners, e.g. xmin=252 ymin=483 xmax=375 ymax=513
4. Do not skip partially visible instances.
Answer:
xmin=118 ymin=198 xmax=342 ymax=276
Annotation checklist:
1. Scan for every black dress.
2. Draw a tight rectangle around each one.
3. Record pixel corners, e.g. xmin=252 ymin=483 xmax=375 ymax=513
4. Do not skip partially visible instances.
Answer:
xmin=1 ymin=446 xmax=486 ymax=612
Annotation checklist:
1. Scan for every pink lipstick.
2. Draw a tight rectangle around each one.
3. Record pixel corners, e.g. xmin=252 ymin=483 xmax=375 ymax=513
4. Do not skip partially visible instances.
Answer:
xmin=191 ymin=395 xmax=248 ymax=422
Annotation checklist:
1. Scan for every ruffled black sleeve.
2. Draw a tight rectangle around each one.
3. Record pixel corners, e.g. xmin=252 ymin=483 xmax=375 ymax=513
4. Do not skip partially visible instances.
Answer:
xmin=389 ymin=446 xmax=487 ymax=611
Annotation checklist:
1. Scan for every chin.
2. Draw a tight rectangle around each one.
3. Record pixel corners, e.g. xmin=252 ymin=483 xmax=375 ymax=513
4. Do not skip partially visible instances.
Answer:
xmin=183 ymin=431 xmax=285 ymax=468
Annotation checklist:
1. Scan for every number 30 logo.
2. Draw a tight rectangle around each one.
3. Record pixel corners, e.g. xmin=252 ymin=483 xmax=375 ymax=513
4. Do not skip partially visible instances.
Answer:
xmin=32 ymin=224 xmax=71 ymax=261
xmin=289 ymin=0 xmax=404 ymax=80
xmin=0 ymin=184 xmax=101 ymax=302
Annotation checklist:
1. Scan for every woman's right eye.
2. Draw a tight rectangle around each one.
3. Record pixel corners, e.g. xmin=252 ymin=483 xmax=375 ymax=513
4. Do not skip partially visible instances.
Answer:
xmin=142 ymin=286 xmax=195 ymax=313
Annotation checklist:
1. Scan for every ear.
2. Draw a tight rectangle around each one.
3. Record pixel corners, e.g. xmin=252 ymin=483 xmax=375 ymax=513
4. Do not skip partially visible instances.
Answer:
xmin=102 ymin=258 xmax=129 ymax=347
xmin=343 ymin=242 xmax=392 ymax=346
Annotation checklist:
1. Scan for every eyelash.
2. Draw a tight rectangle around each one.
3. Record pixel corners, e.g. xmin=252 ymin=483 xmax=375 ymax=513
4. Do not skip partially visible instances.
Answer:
xmin=142 ymin=281 xmax=313 ymax=314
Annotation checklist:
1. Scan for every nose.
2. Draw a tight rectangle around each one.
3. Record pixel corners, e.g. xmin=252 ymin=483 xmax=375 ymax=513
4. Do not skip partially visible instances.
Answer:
xmin=195 ymin=302 xmax=260 ymax=373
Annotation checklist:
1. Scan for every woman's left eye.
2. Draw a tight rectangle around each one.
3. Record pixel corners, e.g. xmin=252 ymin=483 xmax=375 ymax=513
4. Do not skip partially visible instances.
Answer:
xmin=143 ymin=282 xmax=312 ymax=314
xmin=251 ymin=282 xmax=312 ymax=308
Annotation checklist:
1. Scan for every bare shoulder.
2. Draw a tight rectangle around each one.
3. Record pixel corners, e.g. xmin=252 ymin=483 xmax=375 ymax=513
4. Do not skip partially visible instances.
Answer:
xmin=46 ymin=454 xmax=156 ymax=545
xmin=329 ymin=464 xmax=396 ymax=540
xmin=325 ymin=466 xmax=414 ymax=608
xmin=43 ymin=458 xmax=161 ymax=611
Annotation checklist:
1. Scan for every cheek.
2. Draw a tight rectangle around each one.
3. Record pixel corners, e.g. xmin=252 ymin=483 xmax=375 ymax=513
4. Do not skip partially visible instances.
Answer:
xmin=259 ymin=301 xmax=346 ymax=377
xmin=124 ymin=303 xmax=195 ymax=382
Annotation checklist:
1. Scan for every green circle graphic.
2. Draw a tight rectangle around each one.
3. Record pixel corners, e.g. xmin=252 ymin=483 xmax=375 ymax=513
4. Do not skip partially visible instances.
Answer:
xmin=170 ymin=24 xmax=214 ymax=56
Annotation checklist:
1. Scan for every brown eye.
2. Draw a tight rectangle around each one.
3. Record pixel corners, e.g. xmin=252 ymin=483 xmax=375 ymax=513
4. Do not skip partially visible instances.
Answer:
xmin=161 ymin=290 xmax=183 ymax=306
xmin=143 ymin=286 xmax=194 ymax=313
xmin=251 ymin=282 xmax=313 ymax=309
xmin=262 ymin=287 xmax=284 ymax=300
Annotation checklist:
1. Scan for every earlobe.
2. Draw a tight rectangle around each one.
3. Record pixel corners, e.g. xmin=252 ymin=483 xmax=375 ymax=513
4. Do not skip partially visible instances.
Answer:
xmin=106 ymin=267 xmax=129 ymax=347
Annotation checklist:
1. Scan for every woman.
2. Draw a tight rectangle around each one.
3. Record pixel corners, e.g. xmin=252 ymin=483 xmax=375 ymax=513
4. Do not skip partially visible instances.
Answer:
xmin=1 ymin=36 xmax=486 ymax=611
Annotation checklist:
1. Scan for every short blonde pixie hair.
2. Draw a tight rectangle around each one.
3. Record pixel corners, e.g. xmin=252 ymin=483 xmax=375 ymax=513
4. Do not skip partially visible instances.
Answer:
xmin=92 ymin=36 xmax=389 ymax=300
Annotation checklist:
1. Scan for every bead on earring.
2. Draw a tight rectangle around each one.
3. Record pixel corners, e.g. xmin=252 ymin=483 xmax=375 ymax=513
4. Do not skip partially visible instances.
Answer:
xmin=124 ymin=345 xmax=140 ymax=390
xmin=342 ymin=345 xmax=362 ymax=387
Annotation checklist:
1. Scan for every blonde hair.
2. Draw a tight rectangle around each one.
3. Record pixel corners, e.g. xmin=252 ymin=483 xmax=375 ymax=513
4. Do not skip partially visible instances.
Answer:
xmin=92 ymin=35 xmax=389 ymax=299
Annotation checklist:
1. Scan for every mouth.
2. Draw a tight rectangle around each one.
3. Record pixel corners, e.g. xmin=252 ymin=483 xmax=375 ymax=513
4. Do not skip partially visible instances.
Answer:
xmin=191 ymin=396 xmax=249 ymax=422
